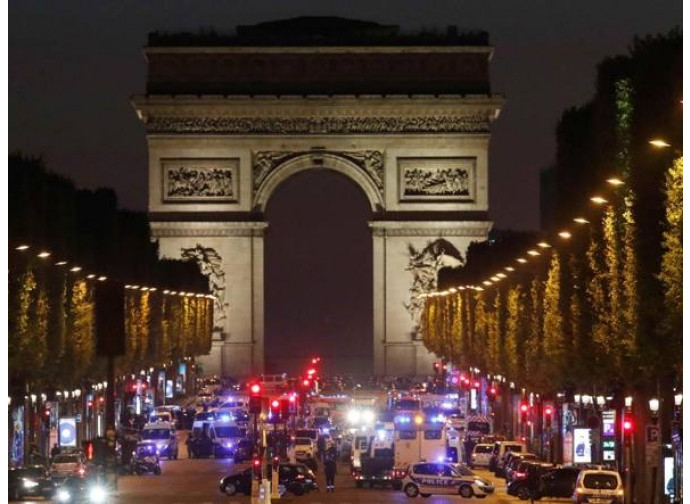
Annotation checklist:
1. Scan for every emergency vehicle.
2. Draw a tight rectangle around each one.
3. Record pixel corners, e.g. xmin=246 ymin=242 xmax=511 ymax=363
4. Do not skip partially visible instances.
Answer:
xmin=401 ymin=461 xmax=494 ymax=498
xmin=392 ymin=413 xmax=449 ymax=487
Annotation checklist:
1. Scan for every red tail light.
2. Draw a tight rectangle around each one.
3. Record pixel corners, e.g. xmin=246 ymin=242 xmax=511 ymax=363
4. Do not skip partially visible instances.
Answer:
xmin=514 ymin=471 xmax=526 ymax=479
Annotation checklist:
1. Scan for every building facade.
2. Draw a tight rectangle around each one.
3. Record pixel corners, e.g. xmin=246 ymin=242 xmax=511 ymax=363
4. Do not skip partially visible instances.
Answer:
xmin=132 ymin=18 xmax=502 ymax=377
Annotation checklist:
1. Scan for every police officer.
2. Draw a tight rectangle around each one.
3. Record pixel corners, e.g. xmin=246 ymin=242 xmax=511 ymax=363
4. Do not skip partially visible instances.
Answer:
xmin=323 ymin=444 xmax=337 ymax=493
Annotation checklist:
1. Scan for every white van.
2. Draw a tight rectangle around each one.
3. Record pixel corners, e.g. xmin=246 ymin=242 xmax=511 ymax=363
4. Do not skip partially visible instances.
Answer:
xmin=208 ymin=421 xmax=247 ymax=458
xmin=140 ymin=421 xmax=178 ymax=459
xmin=470 ymin=443 xmax=494 ymax=468
xmin=491 ymin=440 xmax=527 ymax=476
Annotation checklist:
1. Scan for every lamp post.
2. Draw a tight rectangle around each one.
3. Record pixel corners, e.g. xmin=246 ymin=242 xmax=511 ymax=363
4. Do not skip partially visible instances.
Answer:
xmin=672 ymin=392 xmax=682 ymax=503
xmin=623 ymin=395 xmax=633 ymax=504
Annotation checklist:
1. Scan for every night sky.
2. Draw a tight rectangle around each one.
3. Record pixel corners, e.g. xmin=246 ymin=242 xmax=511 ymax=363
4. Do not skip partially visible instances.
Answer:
xmin=9 ymin=1 xmax=682 ymax=375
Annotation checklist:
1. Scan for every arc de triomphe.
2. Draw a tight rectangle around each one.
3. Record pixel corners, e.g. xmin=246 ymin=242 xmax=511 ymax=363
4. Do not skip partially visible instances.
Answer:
xmin=132 ymin=18 xmax=502 ymax=378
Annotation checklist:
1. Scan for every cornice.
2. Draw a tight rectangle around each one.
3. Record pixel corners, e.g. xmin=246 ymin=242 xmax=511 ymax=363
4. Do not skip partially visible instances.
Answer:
xmin=150 ymin=221 xmax=268 ymax=237
xmin=145 ymin=46 xmax=495 ymax=55
xmin=369 ymin=220 xmax=492 ymax=237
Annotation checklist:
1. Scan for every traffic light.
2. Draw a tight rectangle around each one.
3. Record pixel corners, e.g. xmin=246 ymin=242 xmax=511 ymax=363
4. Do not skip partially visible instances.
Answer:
xmin=520 ymin=402 xmax=529 ymax=423
xmin=487 ymin=386 xmax=497 ymax=400
xmin=623 ymin=415 xmax=634 ymax=444
xmin=43 ymin=405 xmax=51 ymax=428
xmin=252 ymin=456 xmax=262 ymax=480
xmin=544 ymin=404 xmax=553 ymax=429
xmin=82 ymin=440 xmax=94 ymax=461
xmin=280 ymin=398 xmax=290 ymax=419
xmin=270 ymin=399 xmax=281 ymax=420
xmin=249 ymin=382 xmax=262 ymax=414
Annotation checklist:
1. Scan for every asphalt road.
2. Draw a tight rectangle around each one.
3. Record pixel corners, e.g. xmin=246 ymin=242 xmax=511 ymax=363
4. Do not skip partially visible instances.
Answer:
xmin=15 ymin=432 xmax=525 ymax=504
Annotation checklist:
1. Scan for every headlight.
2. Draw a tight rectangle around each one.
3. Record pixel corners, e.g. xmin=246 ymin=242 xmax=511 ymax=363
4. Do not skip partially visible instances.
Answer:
xmin=23 ymin=479 xmax=40 ymax=488
xmin=56 ymin=489 xmax=71 ymax=502
xmin=347 ymin=410 xmax=361 ymax=424
xmin=88 ymin=485 xmax=107 ymax=503
xmin=475 ymin=479 xmax=486 ymax=486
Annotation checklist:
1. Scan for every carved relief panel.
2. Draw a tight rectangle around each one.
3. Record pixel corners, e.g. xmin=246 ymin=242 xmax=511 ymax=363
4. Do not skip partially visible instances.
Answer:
xmin=162 ymin=158 xmax=239 ymax=202
xmin=398 ymin=157 xmax=476 ymax=202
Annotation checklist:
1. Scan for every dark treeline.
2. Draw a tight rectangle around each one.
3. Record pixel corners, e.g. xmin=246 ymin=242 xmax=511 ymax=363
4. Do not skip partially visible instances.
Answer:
xmin=8 ymin=153 xmax=213 ymax=397
xmin=9 ymin=153 xmax=207 ymax=292
xmin=425 ymin=29 xmax=682 ymax=396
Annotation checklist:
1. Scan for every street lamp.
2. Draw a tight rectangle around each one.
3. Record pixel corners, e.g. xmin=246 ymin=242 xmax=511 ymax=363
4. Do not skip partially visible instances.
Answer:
xmin=649 ymin=398 xmax=660 ymax=414
xmin=649 ymin=139 xmax=672 ymax=148
xmin=673 ymin=392 xmax=683 ymax=408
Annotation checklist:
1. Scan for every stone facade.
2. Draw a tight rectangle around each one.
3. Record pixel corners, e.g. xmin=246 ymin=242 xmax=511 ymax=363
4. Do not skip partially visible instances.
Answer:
xmin=134 ymin=25 xmax=502 ymax=377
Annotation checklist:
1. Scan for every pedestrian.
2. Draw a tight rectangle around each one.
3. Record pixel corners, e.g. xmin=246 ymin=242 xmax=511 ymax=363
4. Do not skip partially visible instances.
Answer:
xmin=317 ymin=435 xmax=326 ymax=461
xmin=185 ymin=432 xmax=195 ymax=459
xmin=323 ymin=444 xmax=337 ymax=493
xmin=50 ymin=443 xmax=60 ymax=458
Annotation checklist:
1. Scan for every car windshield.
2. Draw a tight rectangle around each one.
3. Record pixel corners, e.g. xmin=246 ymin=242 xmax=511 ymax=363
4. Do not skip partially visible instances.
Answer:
xmin=295 ymin=438 xmax=311 ymax=445
xmin=142 ymin=429 xmax=170 ymax=440
xmin=52 ymin=454 xmax=80 ymax=464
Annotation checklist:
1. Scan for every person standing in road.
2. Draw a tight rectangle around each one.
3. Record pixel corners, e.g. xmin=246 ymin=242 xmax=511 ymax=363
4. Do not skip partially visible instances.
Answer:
xmin=185 ymin=432 xmax=194 ymax=459
xmin=323 ymin=444 xmax=337 ymax=493
xmin=317 ymin=435 xmax=326 ymax=461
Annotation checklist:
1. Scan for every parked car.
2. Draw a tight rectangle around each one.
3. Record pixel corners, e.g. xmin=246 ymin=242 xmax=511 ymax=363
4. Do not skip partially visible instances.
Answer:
xmin=294 ymin=437 xmax=315 ymax=461
xmin=508 ymin=464 xmax=579 ymax=500
xmin=401 ymin=461 xmax=493 ymax=498
xmin=219 ymin=463 xmax=317 ymax=497
xmin=504 ymin=452 xmax=540 ymax=482
xmin=233 ymin=439 xmax=255 ymax=463
xmin=8 ymin=466 xmax=57 ymax=500
xmin=470 ymin=443 xmax=494 ymax=469
xmin=490 ymin=440 xmax=527 ymax=476
xmin=50 ymin=453 xmax=88 ymax=481
xmin=573 ymin=467 xmax=624 ymax=504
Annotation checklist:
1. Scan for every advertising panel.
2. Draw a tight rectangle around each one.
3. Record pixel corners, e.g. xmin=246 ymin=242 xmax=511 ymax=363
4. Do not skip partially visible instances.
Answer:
xmin=573 ymin=427 xmax=592 ymax=464
xmin=59 ymin=417 xmax=77 ymax=447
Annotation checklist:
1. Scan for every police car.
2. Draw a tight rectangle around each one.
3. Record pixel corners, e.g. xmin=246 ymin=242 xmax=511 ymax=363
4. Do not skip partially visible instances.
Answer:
xmin=401 ymin=461 xmax=494 ymax=498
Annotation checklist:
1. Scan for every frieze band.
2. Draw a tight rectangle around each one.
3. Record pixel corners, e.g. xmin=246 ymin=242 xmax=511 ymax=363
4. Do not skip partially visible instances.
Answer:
xmin=146 ymin=115 xmax=490 ymax=135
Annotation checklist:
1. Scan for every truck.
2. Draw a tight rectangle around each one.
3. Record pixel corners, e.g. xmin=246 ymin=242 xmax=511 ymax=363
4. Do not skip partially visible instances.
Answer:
xmin=392 ymin=415 xmax=449 ymax=489
xmin=352 ymin=429 xmax=396 ymax=488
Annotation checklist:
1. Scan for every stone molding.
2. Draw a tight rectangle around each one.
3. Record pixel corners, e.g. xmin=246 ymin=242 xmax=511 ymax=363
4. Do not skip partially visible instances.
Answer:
xmin=369 ymin=220 xmax=492 ymax=237
xmin=253 ymin=149 xmax=383 ymax=191
xmin=145 ymin=114 xmax=491 ymax=134
xmin=150 ymin=221 xmax=268 ymax=237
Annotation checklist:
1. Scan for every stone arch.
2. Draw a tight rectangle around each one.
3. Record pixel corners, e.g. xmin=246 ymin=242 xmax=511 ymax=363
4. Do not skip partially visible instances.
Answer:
xmin=253 ymin=151 xmax=385 ymax=213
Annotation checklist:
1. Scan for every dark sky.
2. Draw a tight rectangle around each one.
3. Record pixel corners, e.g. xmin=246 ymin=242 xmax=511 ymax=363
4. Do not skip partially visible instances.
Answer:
xmin=8 ymin=1 xmax=682 ymax=375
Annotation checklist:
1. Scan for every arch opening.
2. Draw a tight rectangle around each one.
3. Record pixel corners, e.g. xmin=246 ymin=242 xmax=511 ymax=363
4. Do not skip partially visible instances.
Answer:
xmin=264 ymin=169 xmax=373 ymax=376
